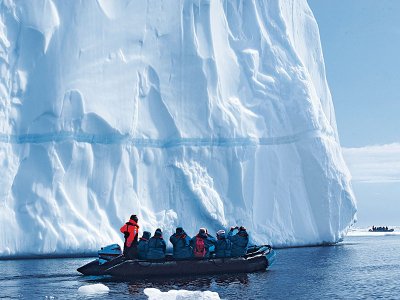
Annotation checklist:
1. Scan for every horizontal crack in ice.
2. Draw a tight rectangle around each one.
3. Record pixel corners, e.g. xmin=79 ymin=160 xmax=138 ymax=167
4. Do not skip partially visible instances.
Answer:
xmin=0 ymin=129 xmax=333 ymax=147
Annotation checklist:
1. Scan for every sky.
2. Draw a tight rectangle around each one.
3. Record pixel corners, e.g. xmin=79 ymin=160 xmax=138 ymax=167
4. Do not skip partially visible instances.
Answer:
xmin=308 ymin=0 xmax=400 ymax=227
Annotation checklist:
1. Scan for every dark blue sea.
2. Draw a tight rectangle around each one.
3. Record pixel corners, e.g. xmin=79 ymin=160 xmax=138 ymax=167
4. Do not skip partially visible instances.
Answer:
xmin=1 ymin=235 xmax=399 ymax=299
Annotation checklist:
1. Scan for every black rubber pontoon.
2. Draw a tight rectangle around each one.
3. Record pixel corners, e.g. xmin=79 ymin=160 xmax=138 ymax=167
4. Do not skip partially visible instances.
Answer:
xmin=77 ymin=245 xmax=276 ymax=278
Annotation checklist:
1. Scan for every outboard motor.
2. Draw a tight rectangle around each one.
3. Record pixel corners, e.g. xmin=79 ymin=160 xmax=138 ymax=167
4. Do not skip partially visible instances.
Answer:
xmin=98 ymin=244 xmax=122 ymax=265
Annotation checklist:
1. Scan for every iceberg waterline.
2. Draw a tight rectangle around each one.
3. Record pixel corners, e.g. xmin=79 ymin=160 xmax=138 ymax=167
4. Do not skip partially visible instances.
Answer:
xmin=0 ymin=0 xmax=356 ymax=256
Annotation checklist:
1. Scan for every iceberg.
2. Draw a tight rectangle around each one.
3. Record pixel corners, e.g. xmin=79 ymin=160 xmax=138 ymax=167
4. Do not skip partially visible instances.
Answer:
xmin=0 ymin=0 xmax=356 ymax=256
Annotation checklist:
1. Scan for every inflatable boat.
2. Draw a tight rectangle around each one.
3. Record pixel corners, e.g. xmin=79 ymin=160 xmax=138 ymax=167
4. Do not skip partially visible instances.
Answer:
xmin=77 ymin=244 xmax=276 ymax=278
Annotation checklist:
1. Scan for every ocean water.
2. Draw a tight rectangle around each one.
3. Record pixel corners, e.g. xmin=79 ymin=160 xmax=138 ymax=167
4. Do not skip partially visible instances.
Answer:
xmin=1 ymin=235 xmax=399 ymax=299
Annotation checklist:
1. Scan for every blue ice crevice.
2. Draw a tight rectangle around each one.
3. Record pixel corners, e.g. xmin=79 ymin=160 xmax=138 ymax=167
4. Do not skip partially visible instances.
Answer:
xmin=0 ymin=128 xmax=334 ymax=148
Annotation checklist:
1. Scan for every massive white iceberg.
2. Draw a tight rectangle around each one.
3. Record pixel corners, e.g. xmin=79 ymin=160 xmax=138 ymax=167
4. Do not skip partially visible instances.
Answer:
xmin=0 ymin=0 xmax=356 ymax=256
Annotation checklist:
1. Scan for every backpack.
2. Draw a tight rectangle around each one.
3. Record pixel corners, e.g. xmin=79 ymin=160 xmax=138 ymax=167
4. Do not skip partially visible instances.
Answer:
xmin=194 ymin=237 xmax=206 ymax=258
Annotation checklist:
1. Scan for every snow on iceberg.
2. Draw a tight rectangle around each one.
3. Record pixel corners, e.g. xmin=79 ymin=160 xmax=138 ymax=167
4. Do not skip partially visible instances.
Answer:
xmin=144 ymin=288 xmax=220 ymax=300
xmin=0 ymin=0 xmax=356 ymax=256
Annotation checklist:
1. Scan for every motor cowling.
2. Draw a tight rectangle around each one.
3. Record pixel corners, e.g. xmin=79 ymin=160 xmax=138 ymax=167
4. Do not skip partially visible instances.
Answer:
xmin=98 ymin=244 xmax=122 ymax=265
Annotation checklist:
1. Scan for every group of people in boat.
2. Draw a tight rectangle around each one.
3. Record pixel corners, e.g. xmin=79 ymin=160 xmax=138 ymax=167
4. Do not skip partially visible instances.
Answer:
xmin=120 ymin=214 xmax=249 ymax=260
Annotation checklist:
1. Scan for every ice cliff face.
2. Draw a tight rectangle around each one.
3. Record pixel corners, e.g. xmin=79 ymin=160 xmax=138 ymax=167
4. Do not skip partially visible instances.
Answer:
xmin=0 ymin=0 xmax=356 ymax=256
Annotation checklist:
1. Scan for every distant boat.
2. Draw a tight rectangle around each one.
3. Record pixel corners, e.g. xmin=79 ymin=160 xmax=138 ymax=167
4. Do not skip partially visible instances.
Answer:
xmin=368 ymin=227 xmax=394 ymax=232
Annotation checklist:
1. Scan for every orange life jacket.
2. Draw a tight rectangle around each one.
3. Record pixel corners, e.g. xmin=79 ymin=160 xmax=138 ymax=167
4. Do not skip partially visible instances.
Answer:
xmin=120 ymin=220 xmax=139 ymax=247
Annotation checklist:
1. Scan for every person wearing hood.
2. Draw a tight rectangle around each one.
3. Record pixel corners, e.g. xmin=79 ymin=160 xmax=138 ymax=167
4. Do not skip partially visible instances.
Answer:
xmin=190 ymin=228 xmax=217 ymax=258
xmin=228 ymin=226 xmax=249 ymax=257
xmin=138 ymin=231 xmax=151 ymax=260
xmin=119 ymin=214 xmax=139 ymax=259
xmin=215 ymin=230 xmax=232 ymax=258
xmin=169 ymin=227 xmax=192 ymax=259
xmin=147 ymin=228 xmax=167 ymax=260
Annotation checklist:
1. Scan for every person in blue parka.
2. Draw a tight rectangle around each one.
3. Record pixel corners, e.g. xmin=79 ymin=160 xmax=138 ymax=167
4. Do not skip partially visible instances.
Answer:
xmin=147 ymin=228 xmax=166 ymax=259
xmin=169 ymin=227 xmax=192 ymax=259
xmin=137 ymin=231 xmax=151 ymax=259
xmin=214 ymin=229 xmax=232 ymax=258
xmin=228 ymin=226 xmax=249 ymax=257
xmin=190 ymin=228 xmax=217 ymax=258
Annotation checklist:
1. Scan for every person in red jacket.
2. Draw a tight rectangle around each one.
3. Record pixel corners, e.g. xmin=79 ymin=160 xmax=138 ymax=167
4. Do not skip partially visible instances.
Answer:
xmin=120 ymin=214 xmax=139 ymax=259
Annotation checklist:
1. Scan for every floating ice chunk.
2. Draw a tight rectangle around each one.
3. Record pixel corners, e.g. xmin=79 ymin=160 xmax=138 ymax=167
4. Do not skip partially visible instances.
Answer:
xmin=144 ymin=288 xmax=220 ymax=300
xmin=78 ymin=283 xmax=109 ymax=295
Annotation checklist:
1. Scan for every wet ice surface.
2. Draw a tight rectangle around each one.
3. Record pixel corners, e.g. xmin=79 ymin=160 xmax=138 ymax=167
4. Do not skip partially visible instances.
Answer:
xmin=1 ymin=235 xmax=399 ymax=299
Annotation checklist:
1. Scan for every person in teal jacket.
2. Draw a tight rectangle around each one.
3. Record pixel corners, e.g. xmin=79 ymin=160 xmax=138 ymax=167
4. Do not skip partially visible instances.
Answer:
xmin=215 ymin=230 xmax=232 ymax=258
xmin=147 ymin=228 xmax=166 ymax=259
xmin=190 ymin=228 xmax=216 ymax=258
xmin=228 ymin=226 xmax=249 ymax=257
xmin=169 ymin=227 xmax=192 ymax=259
xmin=137 ymin=231 xmax=151 ymax=259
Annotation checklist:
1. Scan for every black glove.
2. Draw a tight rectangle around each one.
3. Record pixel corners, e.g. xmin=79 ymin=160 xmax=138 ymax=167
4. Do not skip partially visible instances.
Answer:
xmin=124 ymin=231 xmax=130 ymax=239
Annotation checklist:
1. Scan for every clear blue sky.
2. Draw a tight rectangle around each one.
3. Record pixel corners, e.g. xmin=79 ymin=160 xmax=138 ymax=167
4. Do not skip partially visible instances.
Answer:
xmin=308 ymin=0 xmax=400 ymax=147
xmin=308 ymin=0 xmax=400 ymax=227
